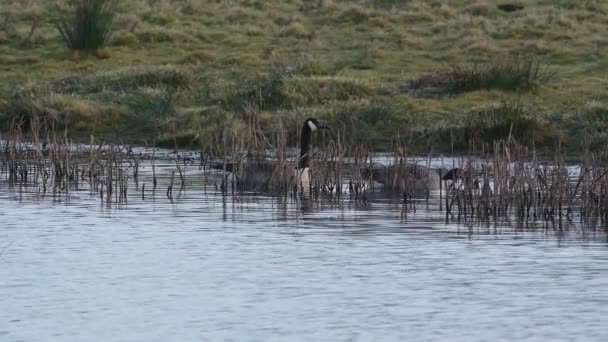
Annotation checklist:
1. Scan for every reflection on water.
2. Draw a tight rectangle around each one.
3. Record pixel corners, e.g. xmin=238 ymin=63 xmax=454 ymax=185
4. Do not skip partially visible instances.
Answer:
xmin=1 ymin=161 xmax=608 ymax=342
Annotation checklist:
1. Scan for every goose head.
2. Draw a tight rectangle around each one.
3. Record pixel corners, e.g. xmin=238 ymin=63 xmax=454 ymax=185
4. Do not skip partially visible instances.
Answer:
xmin=303 ymin=117 xmax=329 ymax=132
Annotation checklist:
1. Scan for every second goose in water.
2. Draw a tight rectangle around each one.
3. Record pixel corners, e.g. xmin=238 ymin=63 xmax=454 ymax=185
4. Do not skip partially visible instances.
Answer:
xmin=364 ymin=164 xmax=441 ymax=194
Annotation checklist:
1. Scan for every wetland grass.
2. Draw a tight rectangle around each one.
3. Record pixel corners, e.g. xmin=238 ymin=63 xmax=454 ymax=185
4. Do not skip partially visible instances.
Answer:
xmin=2 ymin=121 xmax=608 ymax=233
xmin=439 ymin=139 xmax=608 ymax=233
xmin=401 ymin=58 xmax=555 ymax=98
xmin=1 ymin=0 xmax=606 ymax=157
xmin=0 ymin=120 xmax=138 ymax=205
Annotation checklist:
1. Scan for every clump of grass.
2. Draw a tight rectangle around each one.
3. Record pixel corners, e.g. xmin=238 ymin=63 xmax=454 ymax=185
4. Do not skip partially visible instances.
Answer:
xmin=328 ymin=100 xmax=410 ymax=148
xmin=55 ymin=0 xmax=116 ymax=52
xmin=0 ymin=54 xmax=40 ymax=65
xmin=1 ymin=66 xmax=195 ymax=141
xmin=278 ymin=22 xmax=313 ymax=40
xmin=462 ymin=102 xmax=544 ymax=146
xmin=463 ymin=0 xmax=496 ymax=17
xmin=51 ymin=66 xmax=193 ymax=94
xmin=156 ymin=130 xmax=198 ymax=148
xmin=366 ymin=0 xmax=408 ymax=10
xmin=223 ymin=58 xmax=314 ymax=110
xmin=114 ymin=13 xmax=139 ymax=33
xmin=178 ymin=51 xmax=215 ymax=65
xmin=424 ymin=102 xmax=549 ymax=152
xmin=401 ymin=58 xmax=555 ymax=98
xmin=115 ymin=88 xmax=176 ymax=137
xmin=282 ymin=76 xmax=373 ymax=105
xmin=223 ymin=70 xmax=287 ymax=111
xmin=109 ymin=30 xmax=138 ymax=46
xmin=577 ymin=100 xmax=608 ymax=125
xmin=345 ymin=101 xmax=399 ymax=127
xmin=0 ymin=85 xmax=125 ymax=134
xmin=296 ymin=58 xmax=334 ymax=76
xmin=336 ymin=6 xmax=370 ymax=24
xmin=225 ymin=6 xmax=259 ymax=23
xmin=567 ymin=100 xmax=608 ymax=150
xmin=0 ymin=31 xmax=9 ymax=44
xmin=222 ymin=56 xmax=339 ymax=111
xmin=0 ymin=86 xmax=43 ymax=130
xmin=137 ymin=28 xmax=199 ymax=44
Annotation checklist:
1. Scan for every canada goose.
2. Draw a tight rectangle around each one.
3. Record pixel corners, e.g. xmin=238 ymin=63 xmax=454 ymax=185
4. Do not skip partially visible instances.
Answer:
xmin=441 ymin=167 xmax=465 ymax=182
xmin=363 ymin=164 xmax=441 ymax=195
xmin=211 ymin=117 xmax=329 ymax=191
xmin=294 ymin=117 xmax=330 ymax=192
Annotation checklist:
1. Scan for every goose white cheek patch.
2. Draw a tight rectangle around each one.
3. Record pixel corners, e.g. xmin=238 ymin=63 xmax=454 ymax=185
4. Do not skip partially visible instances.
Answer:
xmin=308 ymin=121 xmax=318 ymax=131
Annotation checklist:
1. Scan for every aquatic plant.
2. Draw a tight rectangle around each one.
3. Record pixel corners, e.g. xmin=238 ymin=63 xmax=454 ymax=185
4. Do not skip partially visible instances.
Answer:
xmin=55 ymin=0 xmax=116 ymax=52
xmin=2 ymin=117 xmax=608 ymax=233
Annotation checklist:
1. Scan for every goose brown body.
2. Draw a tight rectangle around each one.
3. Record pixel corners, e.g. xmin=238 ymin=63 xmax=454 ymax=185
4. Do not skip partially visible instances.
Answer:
xmin=366 ymin=164 xmax=441 ymax=194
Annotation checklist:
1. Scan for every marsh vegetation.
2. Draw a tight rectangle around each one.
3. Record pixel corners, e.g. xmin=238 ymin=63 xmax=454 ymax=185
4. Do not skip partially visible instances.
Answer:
xmin=2 ymin=112 xmax=608 ymax=236
xmin=0 ymin=0 xmax=606 ymax=155
xmin=3 ymin=4 xmax=608 ymax=340
xmin=1 ymin=0 xmax=607 ymax=230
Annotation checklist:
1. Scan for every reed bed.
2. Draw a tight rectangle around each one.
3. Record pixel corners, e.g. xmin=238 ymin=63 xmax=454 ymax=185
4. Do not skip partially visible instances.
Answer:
xmin=0 ymin=118 xmax=141 ymax=205
xmin=439 ymin=141 xmax=608 ymax=232
xmin=192 ymin=108 xmax=374 ymax=200
xmin=1 ymin=117 xmax=608 ymax=233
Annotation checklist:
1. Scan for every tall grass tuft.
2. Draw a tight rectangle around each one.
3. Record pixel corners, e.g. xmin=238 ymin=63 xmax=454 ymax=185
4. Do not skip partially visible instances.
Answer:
xmin=402 ymin=58 xmax=555 ymax=97
xmin=568 ymin=100 xmax=608 ymax=150
xmin=223 ymin=60 xmax=302 ymax=111
xmin=55 ymin=0 xmax=116 ymax=52
xmin=463 ymin=102 xmax=542 ymax=146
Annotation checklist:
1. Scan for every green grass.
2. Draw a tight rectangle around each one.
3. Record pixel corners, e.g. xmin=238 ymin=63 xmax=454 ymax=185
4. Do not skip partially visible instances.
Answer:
xmin=0 ymin=0 xmax=607 ymax=153
xmin=564 ymin=100 xmax=608 ymax=151
xmin=401 ymin=58 xmax=555 ymax=98
xmin=462 ymin=102 xmax=544 ymax=146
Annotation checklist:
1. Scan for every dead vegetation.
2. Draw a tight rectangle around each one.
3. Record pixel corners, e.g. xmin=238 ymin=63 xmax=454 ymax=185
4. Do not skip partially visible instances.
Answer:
xmin=2 ymin=111 xmax=608 ymax=234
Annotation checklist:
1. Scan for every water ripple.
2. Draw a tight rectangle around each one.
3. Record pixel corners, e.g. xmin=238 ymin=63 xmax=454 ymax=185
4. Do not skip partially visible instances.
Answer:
xmin=1 ymin=162 xmax=607 ymax=341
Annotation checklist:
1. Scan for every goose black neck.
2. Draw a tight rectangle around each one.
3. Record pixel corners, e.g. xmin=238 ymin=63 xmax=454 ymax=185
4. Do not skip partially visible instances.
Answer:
xmin=298 ymin=123 xmax=312 ymax=169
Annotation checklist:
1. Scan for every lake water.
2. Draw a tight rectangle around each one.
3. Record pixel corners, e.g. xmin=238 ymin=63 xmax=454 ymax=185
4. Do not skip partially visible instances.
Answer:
xmin=1 ymin=159 xmax=608 ymax=342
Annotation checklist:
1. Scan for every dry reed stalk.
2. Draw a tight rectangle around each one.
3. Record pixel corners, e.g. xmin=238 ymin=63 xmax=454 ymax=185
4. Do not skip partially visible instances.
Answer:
xmin=167 ymin=171 xmax=174 ymax=199
xmin=152 ymin=148 xmax=157 ymax=191
xmin=269 ymin=119 xmax=288 ymax=193
xmin=175 ymin=157 xmax=185 ymax=189
xmin=107 ymin=149 xmax=113 ymax=202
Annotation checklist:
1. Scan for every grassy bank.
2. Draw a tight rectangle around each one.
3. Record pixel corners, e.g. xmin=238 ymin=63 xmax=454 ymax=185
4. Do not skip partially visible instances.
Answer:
xmin=1 ymin=0 xmax=607 ymax=154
